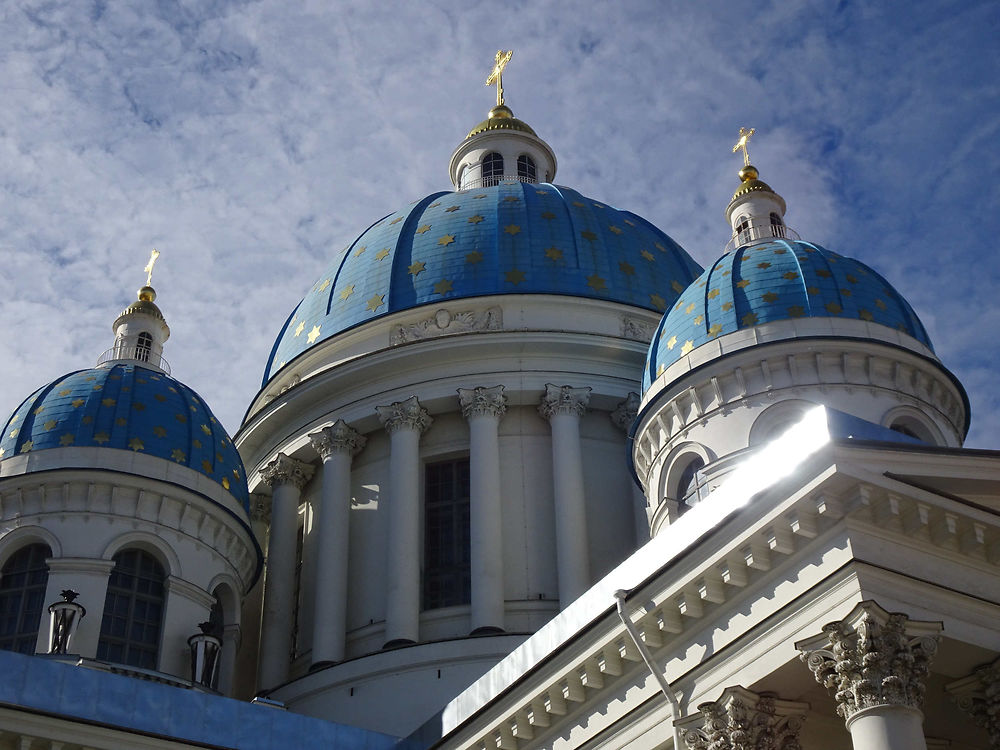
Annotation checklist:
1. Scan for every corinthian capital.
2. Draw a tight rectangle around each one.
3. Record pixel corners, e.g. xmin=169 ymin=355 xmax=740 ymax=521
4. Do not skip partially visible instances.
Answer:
xmin=458 ymin=385 xmax=507 ymax=420
xmin=260 ymin=453 xmax=314 ymax=491
xmin=538 ymin=384 xmax=591 ymax=420
xmin=376 ymin=396 xmax=432 ymax=435
xmin=309 ymin=419 xmax=366 ymax=459
xmin=795 ymin=600 xmax=942 ymax=722
xmin=946 ymin=657 xmax=1000 ymax=747
xmin=610 ymin=392 xmax=640 ymax=432
xmin=679 ymin=686 xmax=808 ymax=750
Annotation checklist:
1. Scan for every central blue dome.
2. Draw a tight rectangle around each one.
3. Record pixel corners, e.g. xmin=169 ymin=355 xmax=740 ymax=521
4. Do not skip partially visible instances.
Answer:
xmin=264 ymin=181 xmax=703 ymax=383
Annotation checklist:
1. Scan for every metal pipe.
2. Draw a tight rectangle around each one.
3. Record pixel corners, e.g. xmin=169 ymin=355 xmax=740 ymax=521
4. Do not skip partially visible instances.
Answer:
xmin=613 ymin=589 xmax=684 ymax=749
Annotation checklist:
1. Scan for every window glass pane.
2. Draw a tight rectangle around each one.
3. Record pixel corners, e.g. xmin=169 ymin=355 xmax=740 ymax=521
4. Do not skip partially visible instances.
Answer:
xmin=97 ymin=549 xmax=165 ymax=669
xmin=423 ymin=458 xmax=472 ymax=610
xmin=0 ymin=543 xmax=51 ymax=653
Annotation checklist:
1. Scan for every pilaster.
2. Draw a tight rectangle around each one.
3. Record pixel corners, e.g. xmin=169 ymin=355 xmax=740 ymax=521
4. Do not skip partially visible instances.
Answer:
xmin=946 ymin=656 xmax=1000 ymax=747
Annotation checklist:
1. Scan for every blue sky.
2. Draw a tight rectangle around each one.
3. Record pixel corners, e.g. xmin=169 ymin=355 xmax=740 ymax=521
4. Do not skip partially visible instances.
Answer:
xmin=1 ymin=0 xmax=997 ymax=446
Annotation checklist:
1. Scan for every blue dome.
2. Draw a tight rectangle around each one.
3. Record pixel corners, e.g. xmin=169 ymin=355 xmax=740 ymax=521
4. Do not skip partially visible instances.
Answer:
xmin=0 ymin=363 xmax=249 ymax=510
xmin=644 ymin=239 xmax=933 ymax=391
xmin=264 ymin=181 xmax=703 ymax=383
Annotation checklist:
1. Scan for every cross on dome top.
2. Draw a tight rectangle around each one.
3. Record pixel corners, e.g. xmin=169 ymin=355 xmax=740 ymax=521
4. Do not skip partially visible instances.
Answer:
xmin=486 ymin=50 xmax=513 ymax=107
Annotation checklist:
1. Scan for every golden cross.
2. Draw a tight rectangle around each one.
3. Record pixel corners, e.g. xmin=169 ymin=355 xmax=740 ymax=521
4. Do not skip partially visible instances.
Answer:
xmin=144 ymin=249 xmax=160 ymax=286
xmin=486 ymin=50 xmax=513 ymax=107
xmin=732 ymin=127 xmax=755 ymax=167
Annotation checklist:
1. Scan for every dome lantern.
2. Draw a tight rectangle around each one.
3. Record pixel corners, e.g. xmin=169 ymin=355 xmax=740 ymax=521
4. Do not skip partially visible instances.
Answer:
xmin=448 ymin=50 xmax=557 ymax=190
xmin=99 ymin=250 xmax=171 ymax=373
xmin=723 ymin=129 xmax=795 ymax=251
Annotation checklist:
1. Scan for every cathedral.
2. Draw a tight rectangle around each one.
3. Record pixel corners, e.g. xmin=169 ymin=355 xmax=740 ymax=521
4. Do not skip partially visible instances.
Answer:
xmin=0 ymin=52 xmax=997 ymax=750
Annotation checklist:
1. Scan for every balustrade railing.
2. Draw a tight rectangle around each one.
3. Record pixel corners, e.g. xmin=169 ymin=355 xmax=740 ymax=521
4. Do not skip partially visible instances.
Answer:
xmin=724 ymin=222 xmax=800 ymax=254
xmin=96 ymin=344 xmax=171 ymax=374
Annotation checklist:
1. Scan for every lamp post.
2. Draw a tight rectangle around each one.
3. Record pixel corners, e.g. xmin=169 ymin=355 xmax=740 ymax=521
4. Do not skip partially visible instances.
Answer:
xmin=47 ymin=590 xmax=85 ymax=655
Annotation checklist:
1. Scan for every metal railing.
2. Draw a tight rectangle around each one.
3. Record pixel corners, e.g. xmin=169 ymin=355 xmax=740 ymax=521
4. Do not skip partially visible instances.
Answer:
xmin=96 ymin=344 xmax=171 ymax=374
xmin=458 ymin=173 xmax=539 ymax=191
xmin=724 ymin=222 xmax=800 ymax=254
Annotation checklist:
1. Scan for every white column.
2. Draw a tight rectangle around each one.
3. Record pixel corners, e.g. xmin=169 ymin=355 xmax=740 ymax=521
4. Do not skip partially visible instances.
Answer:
xmin=796 ymin=600 xmax=942 ymax=750
xmin=458 ymin=385 xmax=507 ymax=634
xmin=538 ymin=384 xmax=592 ymax=608
xmin=258 ymin=453 xmax=314 ymax=689
xmin=217 ymin=624 xmax=240 ymax=695
xmin=611 ymin=392 xmax=649 ymax=544
xmin=376 ymin=396 xmax=432 ymax=647
xmin=36 ymin=558 xmax=116 ymax=658
xmin=308 ymin=420 xmax=366 ymax=666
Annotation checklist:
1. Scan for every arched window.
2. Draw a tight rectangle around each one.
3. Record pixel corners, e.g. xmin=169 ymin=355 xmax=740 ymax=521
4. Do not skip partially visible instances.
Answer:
xmin=482 ymin=152 xmax=504 ymax=186
xmin=676 ymin=456 xmax=706 ymax=506
xmin=97 ymin=549 xmax=165 ymax=670
xmin=770 ymin=212 xmax=786 ymax=238
xmin=0 ymin=543 xmax=51 ymax=653
xmin=735 ymin=215 xmax=751 ymax=245
xmin=136 ymin=332 xmax=153 ymax=362
xmin=517 ymin=154 xmax=536 ymax=182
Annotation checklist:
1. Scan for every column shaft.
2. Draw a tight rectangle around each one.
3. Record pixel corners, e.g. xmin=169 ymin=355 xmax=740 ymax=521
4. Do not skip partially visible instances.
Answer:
xmin=384 ymin=426 xmax=422 ymax=645
xmin=548 ymin=410 xmax=589 ymax=606
xmin=847 ymin=706 xmax=928 ymax=750
xmin=468 ymin=412 xmax=504 ymax=632
xmin=311 ymin=449 xmax=353 ymax=664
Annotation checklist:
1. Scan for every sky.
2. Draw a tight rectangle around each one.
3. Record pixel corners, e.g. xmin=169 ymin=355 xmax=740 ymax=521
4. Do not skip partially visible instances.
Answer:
xmin=1 ymin=0 xmax=997 ymax=447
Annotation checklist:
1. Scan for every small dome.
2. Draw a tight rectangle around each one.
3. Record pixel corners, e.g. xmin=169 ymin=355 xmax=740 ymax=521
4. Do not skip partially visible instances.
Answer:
xmin=0 ymin=363 xmax=248 ymax=509
xmin=644 ymin=239 xmax=933 ymax=391
xmin=264 ymin=181 xmax=703 ymax=383
xmin=466 ymin=104 xmax=537 ymax=139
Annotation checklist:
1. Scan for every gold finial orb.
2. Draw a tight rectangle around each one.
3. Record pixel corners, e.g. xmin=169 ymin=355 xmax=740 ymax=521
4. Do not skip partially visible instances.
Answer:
xmin=739 ymin=165 xmax=759 ymax=182
xmin=138 ymin=285 xmax=156 ymax=302
xmin=488 ymin=104 xmax=513 ymax=120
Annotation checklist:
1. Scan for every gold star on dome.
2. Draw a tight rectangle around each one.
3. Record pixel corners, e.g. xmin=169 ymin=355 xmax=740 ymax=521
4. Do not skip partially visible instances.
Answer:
xmin=153 ymin=426 xmax=167 ymax=438
xmin=428 ymin=202 xmax=441 ymax=208
xmin=0 ymin=446 xmax=6 ymax=458
xmin=43 ymin=420 xmax=57 ymax=431
xmin=154 ymin=393 xmax=167 ymax=403
xmin=540 ymin=211 xmax=555 ymax=220
xmin=788 ymin=305 xmax=805 ymax=317
xmin=408 ymin=261 xmax=426 ymax=277
xmin=93 ymin=432 xmax=109 ymax=445
xmin=503 ymin=195 xmax=519 ymax=202
xmin=505 ymin=269 xmax=525 ymax=285
xmin=816 ymin=269 xmax=832 ymax=278
xmin=340 ymin=284 xmax=355 ymax=300
xmin=473 ymin=194 xmax=486 ymax=199
xmin=375 ymin=248 xmax=390 ymax=260
xmin=608 ymin=225 xmax=623 ymax=235
xmin=685 ymin=303 xmax=695 ymax=314
xmin=535 ymin=189 xmax=549 ymax=195
xmin=650 ymin=294 xmax=666 ymax=310
xmin=741 ymin=312 xmax=758 ymax=326
xmin=708 ymin=323 xmax=723 ymax=338
xmin=20 ymin=441 xmax=33 ymax=453
xmin=846 ymin=274 xmax=858 ymax=284
xmin=390 ymin=217 xmax=403 ymax=224
xmin=8 ymin=428 xmax=17 ymax=438
xmin=619 ymin=261 xmax=635 ymax=276
xmin=415 ymin=224 xmax=431 ymax=234
xmin=222 ymin=476 xmax=231 ymax=490
xmin=586 ymin=274 xmax=607 ymax=292
xmin=875 ymin=299 xmax=887 ymax=310
xmin=592 ymin=203 xmax=604 ymax=209
xmin=656 ymin=363 xmax=666 ymax=377
xmin=680 ymin=340 xmax=694 ymax=355
xmin=806 ymin=286 xmax=820 ymax=295
xmin=624 ymin=219 xmax=635 ymax=227
xmin=128 ymin=437 xmax=144 ymax=452
xmin=503 ymin=225 xmax=521 ymax=235
xmin=825 ymin=302 xmax=842 ymax=314
xmin=101 ymin=398 xmax=116 ymax=408
xmin=58 ymin=389 xmax=71 ymax=397
xmin=133 ymin=402 xmax=145 ymax=411
xmin=445 ymin=205 xmax=460 ymax=213
xmin=580 ymin=230 xmax=597 ymax=242
xmin=59 ymin=433 xmax=74 ymax=446
xmin=294 ymin=321 xmax=305 ymax=337
xmin=306 ymin=325 xmax=322 ymax=343
xmin=773 ymin=248 xmax=787 ymax=255
xmin=762 ymin=292 xmax=779 ymax=303
xmin=468 ymin=215 xmax=484 ymax=224
xmin=722 ymin=301 xmax=733 ymax=312
xmin=433 ymin=279 xmax=454 ymax=295
xmin=671 ymin=280 xmax=684 ymax=293
xmin=175 ymin=413 xmax=187 ymax=423
xmin=782 ymin=271 xmax=798 ymax=280
xmin=366 ymin=294 xmax=385 ymax=312
xmin=545 ymin=247 xmax=562 ymax=261
xmin=202 ymin=459 xmax=213 ymax=473
xmin=354 ymin=246 xmax=367 ymax=258
xmin=171 ymin=448 xmax=186 ymax=462
xmin=115 ymin=417 xmax=127 ymax=427
xmin=655 ymin=242 xmax=667 ymax=253
xmin=200 ymin=424 xmax=211 ymax=436
xmin=233 ymin=467 xmax=241 ymax=478
xmin=859 ymin=309 xmax=874 ymax=321
xmin=465 ymin=251 xmax=483 ymax=265
xmin=81 ymin=416 xmax=93 ymax=425
xmin=757 ymin=262 xmax=771 ymax=270
xmin=707 ymin=288 xmax=720 ymax=299
xmin=438 ymin=234 xmax=455 ymax=246
xmin=736 ymin=279 xmax=750 ymax=289
xmin=666 ymin=335 xmax=678 ymax=350
xmin=573 ymin=201 xmax=585 ymax=207
xmin=33 ymin=406 xmax=44 ymax=415
xmin=641 ymin=250 xmax=655 ymax=262
xmin=317 ymin=279 xmax=331 ymax=292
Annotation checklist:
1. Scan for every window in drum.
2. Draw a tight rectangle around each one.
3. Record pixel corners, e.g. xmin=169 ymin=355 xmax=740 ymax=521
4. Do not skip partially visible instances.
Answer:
xmin=0 ymin=543 xmax=51 ymax=654
xmin=677 ymin=456 xmax=707 ymax=507
xmin=482 ymin=152 xmax=504 ymax=186
xmin=136 ymin=332 xmax=153 ymax=362
xmin=423 ymin=459 xmax=471 ymax=610
xmin=770 ymin=212 xmax=786 ymax=238
xmin=96 ymin=549 xmax=165 ymax=670
xmin=736 ymin=215 xmax=751 ymax=245
xmin=517 ymin=154 xmax=536 ymax=182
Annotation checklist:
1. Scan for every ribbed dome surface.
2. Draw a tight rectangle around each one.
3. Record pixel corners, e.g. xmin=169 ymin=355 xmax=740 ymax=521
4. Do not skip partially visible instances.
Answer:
xmin=264 ymin=181 xmax=703 ymax=383
xmin=0 ymin=363 xmax=249 ymax=510
xmin=643 ymin=239 xmax=933 ymax=391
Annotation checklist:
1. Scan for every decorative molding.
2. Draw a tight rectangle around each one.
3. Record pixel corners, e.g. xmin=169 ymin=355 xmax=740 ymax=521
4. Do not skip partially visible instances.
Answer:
xmin=795 ymin=600 xmax=942 ymax=722
xmin=458 ymin=385 xmax=508 ymax=420
xmin=309 ymin=420 xmax=366 ymax=460
xmin=538 ymin=384 xmax=591 ymax=420
xmin=621 ymin=315 xmax=655 ymax=342
xmin=249 ymin=494 xmax=271 ymax=524
xmin=610 ymin=392 xmax=640 ymax=432
xmin=679 ymin=686 xmax=808 ymax=750
xmin=946 ymin=657 xmax=1000 ymax=747
xmin=376 ymin=396 xmax=433 ymax=435
xmin=390 ymin=306 xmax=502 ymax=346
xmin=260 ymin=453 xmax=314 ymax=491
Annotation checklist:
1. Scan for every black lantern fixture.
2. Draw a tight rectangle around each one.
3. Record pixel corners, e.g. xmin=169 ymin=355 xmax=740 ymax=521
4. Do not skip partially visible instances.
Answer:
xmin=48 ymin=590 xmax=86 ymax=655
xmin=188 ymin=621 xmax=222 ymax=689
